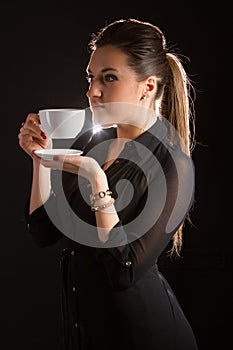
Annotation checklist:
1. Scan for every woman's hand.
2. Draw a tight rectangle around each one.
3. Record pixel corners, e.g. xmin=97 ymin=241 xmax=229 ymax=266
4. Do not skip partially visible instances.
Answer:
xmin=18 ymin=113 xmax=52 ymax=159
xmin=40 ymin=154 xmax=107 ymax=186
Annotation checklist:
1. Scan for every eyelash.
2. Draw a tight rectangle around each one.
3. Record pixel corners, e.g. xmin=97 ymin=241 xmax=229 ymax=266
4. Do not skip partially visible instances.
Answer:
xmin=104 ymin=74 xmax=118 ymax=82
xmin=86 ymin=74 xmax=118 ymax=84
xmin=86 ymin=75 xmax=93 ymax=83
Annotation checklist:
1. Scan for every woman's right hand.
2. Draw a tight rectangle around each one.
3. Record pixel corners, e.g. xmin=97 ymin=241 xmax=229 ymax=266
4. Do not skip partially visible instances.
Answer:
xmin=18 ymin=113 xmax=52 ymax=159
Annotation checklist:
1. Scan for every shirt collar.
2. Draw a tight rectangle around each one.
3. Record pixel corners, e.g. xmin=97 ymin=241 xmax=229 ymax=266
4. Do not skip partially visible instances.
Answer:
xmin=99 ymin=118 xmax=168 ymax=160
xmin=125 ymin=119 xmax=168 ymax=159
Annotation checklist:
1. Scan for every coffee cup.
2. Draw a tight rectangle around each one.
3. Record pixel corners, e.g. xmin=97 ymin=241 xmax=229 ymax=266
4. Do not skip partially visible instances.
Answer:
xmin=38 ymin=108 xmax=85 ymax=139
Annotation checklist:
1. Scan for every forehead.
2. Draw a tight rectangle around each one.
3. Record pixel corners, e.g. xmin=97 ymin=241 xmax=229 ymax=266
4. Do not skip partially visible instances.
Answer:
xmin=87 ymin=45 xmax=130 ymax=72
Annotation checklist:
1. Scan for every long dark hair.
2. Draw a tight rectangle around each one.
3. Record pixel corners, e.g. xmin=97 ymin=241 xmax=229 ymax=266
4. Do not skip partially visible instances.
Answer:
xmin=88 ymin=18 xmax=196 ymax=257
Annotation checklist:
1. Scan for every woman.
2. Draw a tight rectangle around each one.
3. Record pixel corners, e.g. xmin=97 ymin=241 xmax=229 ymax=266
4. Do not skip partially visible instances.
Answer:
xmin=18 ymin=18 xmax=198 ymax=350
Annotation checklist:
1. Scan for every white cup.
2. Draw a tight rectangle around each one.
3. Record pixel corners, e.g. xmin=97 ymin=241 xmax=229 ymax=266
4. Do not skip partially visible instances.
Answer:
xmin=38 ymin=108 xmax=85 ymax=139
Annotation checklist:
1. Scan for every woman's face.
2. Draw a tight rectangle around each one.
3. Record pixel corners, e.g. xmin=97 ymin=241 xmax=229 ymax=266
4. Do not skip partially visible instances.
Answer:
xmin=86 ymin=45 xmax=148 ymax=127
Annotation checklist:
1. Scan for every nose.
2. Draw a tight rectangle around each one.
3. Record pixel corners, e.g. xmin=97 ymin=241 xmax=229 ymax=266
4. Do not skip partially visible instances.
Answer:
xmin=86 ymin=81 xmax=102 ymax=99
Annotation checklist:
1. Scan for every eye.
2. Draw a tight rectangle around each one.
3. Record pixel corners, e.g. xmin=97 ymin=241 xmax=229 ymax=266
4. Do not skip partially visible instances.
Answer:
xmin=104 ymin=74 xmax=118 ymax=82
xmin=86 ymin=74 xmax=94 ymax=83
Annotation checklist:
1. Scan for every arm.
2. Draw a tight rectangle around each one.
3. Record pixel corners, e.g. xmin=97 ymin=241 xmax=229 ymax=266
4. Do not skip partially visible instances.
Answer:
xmin=19 ymin=113 xmax=64 ymax=247
xmin=94 ymin=149 xmax=195 ymax=290
xmin=30 ymin=160 xmax=51 ymax=214
xmin=24 ymin=160 xmax=65 ymax=247
xmin=41 ymin=155 xmax=120 ymax=243
xmin=90 ymin=170 xmax=120 ymax=242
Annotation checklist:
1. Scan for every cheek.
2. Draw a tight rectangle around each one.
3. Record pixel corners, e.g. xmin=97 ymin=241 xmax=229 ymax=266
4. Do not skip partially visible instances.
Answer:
xmin=108 ymin=83 xmax=139 ymax=103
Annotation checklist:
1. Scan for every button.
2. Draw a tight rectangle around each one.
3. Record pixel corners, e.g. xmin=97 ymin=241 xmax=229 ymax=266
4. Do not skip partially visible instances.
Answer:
xmin=72 ymin=286 xmax=76 ymax=292
xmin=71 ymin=250 xmax=75 ymax=256
xmin=74 ymin=322 xmax=78 ymax=328
xmin=125 ymin=261 xmax=132 ymax=268
xmin=115 ymin=160 xmax=120 ymax=164
xmin=27 ymin=224 xmax=30 ymax=230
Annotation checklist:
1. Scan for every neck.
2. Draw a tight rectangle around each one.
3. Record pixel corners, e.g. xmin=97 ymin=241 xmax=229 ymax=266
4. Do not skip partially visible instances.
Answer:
xmin=116 ymin=124 xmax=145 ymax=140
xmin=116 ymin=113 xmax=157 ymax=140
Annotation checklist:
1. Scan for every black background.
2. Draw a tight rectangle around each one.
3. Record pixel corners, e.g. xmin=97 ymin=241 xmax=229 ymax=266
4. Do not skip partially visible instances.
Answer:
xmin=0 ymin=1 xmax=231 ymax=349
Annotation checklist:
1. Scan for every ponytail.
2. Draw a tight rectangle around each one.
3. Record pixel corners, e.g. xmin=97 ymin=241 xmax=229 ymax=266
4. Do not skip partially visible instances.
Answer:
xmin=161 ymin=53 xmax=195 ymax=258
xmin=161 ymin=53 xmax=195 ymax=156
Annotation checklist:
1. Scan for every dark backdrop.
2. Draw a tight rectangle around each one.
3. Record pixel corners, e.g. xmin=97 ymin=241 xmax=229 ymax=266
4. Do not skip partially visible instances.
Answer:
xmin=1 ymin=1 xmax=231 ymax=350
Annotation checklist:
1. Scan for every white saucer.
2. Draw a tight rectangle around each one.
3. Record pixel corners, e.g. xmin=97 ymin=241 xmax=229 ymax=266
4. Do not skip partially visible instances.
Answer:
xmin=34 ymin=149 xmax=83 ymax=160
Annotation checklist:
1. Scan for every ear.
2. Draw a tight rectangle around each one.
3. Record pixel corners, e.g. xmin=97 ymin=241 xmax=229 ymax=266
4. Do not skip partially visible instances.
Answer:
xmin=141 ymin=75 xmax=157 ymax=100
xmin=141 ymin=76 xmax=157 ymax=99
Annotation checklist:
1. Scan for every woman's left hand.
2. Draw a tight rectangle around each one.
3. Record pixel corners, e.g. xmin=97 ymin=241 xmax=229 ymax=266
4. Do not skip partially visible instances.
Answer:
xmin=40 ymin=154 xmax=105 ymax=184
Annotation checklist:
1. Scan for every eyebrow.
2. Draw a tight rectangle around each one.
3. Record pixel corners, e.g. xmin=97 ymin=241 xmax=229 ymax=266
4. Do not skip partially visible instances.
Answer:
xmin=87 ymin=67 xmax=119 ymax=73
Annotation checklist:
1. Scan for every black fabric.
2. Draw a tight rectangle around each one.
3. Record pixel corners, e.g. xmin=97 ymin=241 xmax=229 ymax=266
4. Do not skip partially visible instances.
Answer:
xmin=24 ymin=119 xmax=198 ymax=349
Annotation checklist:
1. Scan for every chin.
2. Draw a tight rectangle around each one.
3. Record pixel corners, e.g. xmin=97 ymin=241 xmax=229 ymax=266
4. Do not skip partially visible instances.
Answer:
xmin=102 ymin=123 xmax=117 ymax=128
xmin=93 ymin=122 xmax=116 ymax=129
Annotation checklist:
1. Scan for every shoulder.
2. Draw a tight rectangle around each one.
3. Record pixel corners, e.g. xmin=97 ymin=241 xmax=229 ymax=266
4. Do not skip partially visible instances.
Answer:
xmin=160 ymin=141 xmax=194 ymax=178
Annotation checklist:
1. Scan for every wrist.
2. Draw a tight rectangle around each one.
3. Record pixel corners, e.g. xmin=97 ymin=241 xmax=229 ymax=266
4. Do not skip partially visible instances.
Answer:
xmin=91 ymin=197 xmax=115 ymax=212
xmin=90 ymin=170 xmax=108 ymax=194
xmin=90 ymin=189 xmax=112 ymax=203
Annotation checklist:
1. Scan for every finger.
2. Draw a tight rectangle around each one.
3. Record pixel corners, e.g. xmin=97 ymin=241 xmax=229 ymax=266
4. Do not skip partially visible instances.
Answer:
xmin=20 ymin=113 xmax=40 ymax=130
xmin=20 ymin=120 xmax=48 ymax=140
xmin=18 ymin=135 xmax=40 ymax=157
xmin=20 ymin=114 xmax=40 ymax=132
xmin=40 ymin=157 xmax=80 ymax=174
xmin=19 ymin=127 xmax=44 ymax=140
xmin=54 ymin=154 xmax=83 ymax=165
xmin=26 ymin=113 xmax=40 ymax=124
xmin=19 ymin=123 xmax=40 ymax=141
xmin=18 ymin=132 xmax=37 ymax=146
xmin=40 ymin=158 xmax=65 ymax=170
xmin=23 ymin=120 xmax=41 ymax=134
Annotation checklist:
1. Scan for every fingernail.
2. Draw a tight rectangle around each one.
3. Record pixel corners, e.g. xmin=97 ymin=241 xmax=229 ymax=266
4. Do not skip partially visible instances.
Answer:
xmin=40 ymin=131 xmax=46 ymax=139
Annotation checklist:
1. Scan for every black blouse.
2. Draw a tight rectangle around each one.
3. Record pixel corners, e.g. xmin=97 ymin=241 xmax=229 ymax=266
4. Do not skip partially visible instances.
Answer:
xmin=24 ymin=119 xmax=198 ymax=350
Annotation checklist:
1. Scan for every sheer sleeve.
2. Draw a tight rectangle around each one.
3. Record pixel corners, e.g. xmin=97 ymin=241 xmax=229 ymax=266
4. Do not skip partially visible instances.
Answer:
xmin=94 ymin=146 xmax=195 ymax=290
xmin=23 ymin=192 xmax=64 ymax=247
